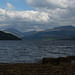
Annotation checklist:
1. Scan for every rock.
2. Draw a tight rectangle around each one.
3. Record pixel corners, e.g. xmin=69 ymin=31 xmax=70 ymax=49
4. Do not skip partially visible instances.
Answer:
xmin=42 ymin=58 xmax=59 ymax=65
xmin=42 ymin=56 xmax=75 ymax=65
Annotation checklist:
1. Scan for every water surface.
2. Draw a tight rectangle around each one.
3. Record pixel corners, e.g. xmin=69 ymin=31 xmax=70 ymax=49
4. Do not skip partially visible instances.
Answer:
xmin=0 ymin=40 xmax=75 ymax=63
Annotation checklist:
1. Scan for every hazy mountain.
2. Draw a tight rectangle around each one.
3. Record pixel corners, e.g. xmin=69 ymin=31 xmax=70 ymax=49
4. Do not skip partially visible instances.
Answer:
xmin=23 ymin=30 xmax=37 ymax=36
xmin=53 ymin=25 xmax=75 ymax=30
xmin=3 ymin=28 xmax=23 ymax=37
xmin=22 ymin=25 xmax=75 ymax=40
xmin=3 ymin=28 xmax=37 ymax=38
xmin=0 ymin=31 xmax=21 ymax=40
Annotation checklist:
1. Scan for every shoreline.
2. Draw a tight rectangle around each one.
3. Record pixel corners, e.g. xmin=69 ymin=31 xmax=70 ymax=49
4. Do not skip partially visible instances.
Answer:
xmin=0 ymin=56 xmax=75 ymax=75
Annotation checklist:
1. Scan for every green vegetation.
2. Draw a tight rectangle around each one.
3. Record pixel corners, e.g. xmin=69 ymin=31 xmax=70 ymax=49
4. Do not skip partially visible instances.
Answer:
xmin=0 ymin=56 xmax=75 ymax=75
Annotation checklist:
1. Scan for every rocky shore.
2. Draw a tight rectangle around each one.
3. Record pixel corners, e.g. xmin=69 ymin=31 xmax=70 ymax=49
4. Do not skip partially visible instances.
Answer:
xmin=0 ymin=56 xmax=75 ymax=75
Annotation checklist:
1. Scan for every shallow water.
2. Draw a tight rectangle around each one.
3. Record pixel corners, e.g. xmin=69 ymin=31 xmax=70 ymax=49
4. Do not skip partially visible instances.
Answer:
xmin=0 ymin=40 xmax=75 ymax=63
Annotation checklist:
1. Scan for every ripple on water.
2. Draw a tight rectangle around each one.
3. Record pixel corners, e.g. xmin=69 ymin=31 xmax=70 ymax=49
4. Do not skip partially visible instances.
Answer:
xmin=0 ymin=40 xmax=74 ymax=63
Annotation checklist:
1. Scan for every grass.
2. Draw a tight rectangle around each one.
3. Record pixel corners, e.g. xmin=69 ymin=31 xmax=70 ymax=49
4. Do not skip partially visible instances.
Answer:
xmin=0 ymin=56 xmax=75 ymax=75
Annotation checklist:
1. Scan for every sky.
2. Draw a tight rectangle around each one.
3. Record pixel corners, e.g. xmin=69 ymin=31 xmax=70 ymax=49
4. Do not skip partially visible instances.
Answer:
xmin=0 ymin=0 xmax=75 ymax=32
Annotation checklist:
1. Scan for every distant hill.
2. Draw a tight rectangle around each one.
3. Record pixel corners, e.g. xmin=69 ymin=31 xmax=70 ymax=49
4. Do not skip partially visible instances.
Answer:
xmin=3 ymin=28 xmax=23 ymax=37
xmin=23 ymin=30 xmax=37 ymax=36
xmin=3 ymin=28 xmax=37 ymax=38
xmin=22 ymin=25 xmax=75 ymax=40
xmin=53 ymin=25 xmax=75 ymax=30
xmin=0 ymin=31 xmax=21 ymax=40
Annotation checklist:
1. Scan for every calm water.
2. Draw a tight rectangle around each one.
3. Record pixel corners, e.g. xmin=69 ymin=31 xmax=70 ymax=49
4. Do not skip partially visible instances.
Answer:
xmin=0 ymin=40 xmax=75 ymax=63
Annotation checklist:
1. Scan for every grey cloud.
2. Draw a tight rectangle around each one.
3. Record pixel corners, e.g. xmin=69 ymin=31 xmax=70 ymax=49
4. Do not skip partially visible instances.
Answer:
xmin=26 ymin=0 xmax=75 ymax=27
xmin=26 ymin=0 xmax=59 ymax=9
xmin=1 ymin=0 xmax=75 ymax=32
xmin=0 ymin=4 xmax=50 ymax=32
xmin=26 ymin=0 xmax=75 ymax=9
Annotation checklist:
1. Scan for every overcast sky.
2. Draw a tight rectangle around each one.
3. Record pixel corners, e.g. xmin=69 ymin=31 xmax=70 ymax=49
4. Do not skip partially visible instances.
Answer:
xmin=0 ymin=0 xmax=75 ymax=32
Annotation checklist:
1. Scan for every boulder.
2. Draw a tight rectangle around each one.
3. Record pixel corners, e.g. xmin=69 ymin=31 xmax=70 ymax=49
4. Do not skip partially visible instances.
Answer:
xmin=42 ymin=56 xmax=75 ymax=65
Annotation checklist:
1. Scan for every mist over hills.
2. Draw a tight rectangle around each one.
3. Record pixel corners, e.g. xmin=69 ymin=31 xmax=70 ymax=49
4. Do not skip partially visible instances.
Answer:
xmin=22 ymin=25 xmax=75 ymax=40
xmin=2 ymin=25 xmax=75 ymax=40
xmin=3 ymin=28 xmax=37 ymax=38
xmin=3 ymin=28 xmax=23 ymax=38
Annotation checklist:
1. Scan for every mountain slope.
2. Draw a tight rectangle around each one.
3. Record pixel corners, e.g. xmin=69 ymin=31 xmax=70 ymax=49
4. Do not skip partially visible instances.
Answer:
xmin=3 ymin=28 xmax=37 ymax=38
xmin=23 ymin=30 xmax=36 ymax=36
xmin=3 ymin=28 xmax=23 ymax=37
xmin=22 ymin=25 xmax=75 ymax=40
xmin=0 ymin=31 xmax=21 ymax=40
xmin=53 ymin=25 xmax=75 ymax=30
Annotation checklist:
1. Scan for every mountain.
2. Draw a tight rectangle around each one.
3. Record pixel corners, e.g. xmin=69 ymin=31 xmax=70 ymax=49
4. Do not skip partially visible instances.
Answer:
xmin=3 ymin=28 xmax=37 ymax=38
xmin=53 ymin=25 xmax=75 ymax=30
xmin=0 ymin=31 xmax=21 ymax=40
xmin=22 ymin=25 xmax=75 ymax=40
xmin=23 ymin=30 xmax=37 ymax=36
xmin=3 ymin=28 xmax=23 ymax=37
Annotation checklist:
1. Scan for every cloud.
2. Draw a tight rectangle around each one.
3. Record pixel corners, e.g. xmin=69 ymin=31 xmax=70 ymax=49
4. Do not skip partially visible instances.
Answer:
xmin=0 ymin=1 xmax=75 ymax=31
xmin=26 ymin=0 xmax=75 ymax=9
xmin=26 ymin=0 xmax=75 ymax=26
xmin=6 ymin=2 xmax=14 ymax=11
xmin=0 ymin=2 xmax=50 ymax=31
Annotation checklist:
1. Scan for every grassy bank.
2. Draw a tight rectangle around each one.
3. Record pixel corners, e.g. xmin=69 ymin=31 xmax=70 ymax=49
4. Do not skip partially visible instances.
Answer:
xmin=0 ymin=56 xmax=75 ymax=75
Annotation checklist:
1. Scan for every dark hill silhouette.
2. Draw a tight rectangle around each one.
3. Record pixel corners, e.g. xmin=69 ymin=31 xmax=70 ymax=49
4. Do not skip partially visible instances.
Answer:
xmin=0 ymin=31 xmax=21 ymax=40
